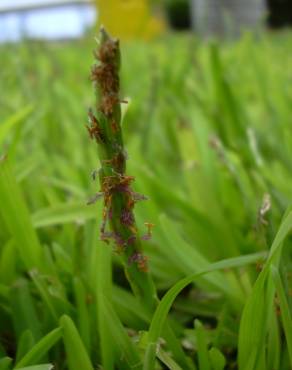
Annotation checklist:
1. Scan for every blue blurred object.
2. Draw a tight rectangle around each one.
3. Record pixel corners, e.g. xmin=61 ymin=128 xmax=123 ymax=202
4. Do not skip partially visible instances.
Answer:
xmin=0 ymin=0 xmax=96 ymax=42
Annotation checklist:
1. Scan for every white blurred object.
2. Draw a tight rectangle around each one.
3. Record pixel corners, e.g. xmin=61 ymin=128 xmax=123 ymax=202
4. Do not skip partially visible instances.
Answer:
xmin=0 ymin=0 xmax=96 ymax=42
xmin=191 ymin=0 xmax=266 ymax=37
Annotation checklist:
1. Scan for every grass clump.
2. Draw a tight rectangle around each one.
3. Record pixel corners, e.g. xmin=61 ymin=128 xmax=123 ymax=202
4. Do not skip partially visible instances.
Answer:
xmin=0 ymin=30 xmax=291 ymax=370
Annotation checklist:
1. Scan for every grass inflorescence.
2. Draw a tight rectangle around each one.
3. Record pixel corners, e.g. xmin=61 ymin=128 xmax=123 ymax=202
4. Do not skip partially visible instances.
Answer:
xmin=88 ymin=28 xmax=157 ymax=312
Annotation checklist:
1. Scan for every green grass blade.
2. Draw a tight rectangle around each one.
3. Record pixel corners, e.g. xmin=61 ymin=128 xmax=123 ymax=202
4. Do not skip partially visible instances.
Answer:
xmin=15 ymin=365 xmax=53 ymax=370
xmin=94 ymin=232 xmax=114 ymax=370
xmin=143 ymin=343 xmax=156 ymax=370
xmin=195 ymin=320 xmax=211 ymax=370
xmin=0 ymin=239 xmax=16 ymax=284
xmin=143 ymin=252 xmax=263 ymax=369
xmin=15 ymin=330 xmax=35 ymax=364
xmin=238 ymin=209 xmax=292 ymax=370
xmin=157 ymin=349 xmax=183 ymax=370
xmin=0 ymin=105 xmax=33 ymax=146
xmin=271 ymin=266 xmax=292 ymax=367
xmin=14 ymin=328 xmax=62 ymax=369
xmin=10 ymin=280 xmax=42 ymax=341
xmin=59 ymin=315 xmax=93 ymax=370
xmin=0 ymin=357 xmax=12 ymax=370
xmin=0 ymin=156 xmax=42 ymax=269
xmin=209 ymin=347 xmax=226 ymax=370
xmin=31 ymin=203 xmax=98 ymax=228
xmin=101 ymin=296 xmax=143 ymax=370
xmin=112 ymin=285 xmax=150 ymax=327
xmin=29 ymin=271 xmax=59 ymax=322
xmin=73 ymin=278 xmax=91 ymax=352
xmin=159 ymin=215 xmax=242 ymax=304
xmin=266 ymin=307 xmax=280 ymax=370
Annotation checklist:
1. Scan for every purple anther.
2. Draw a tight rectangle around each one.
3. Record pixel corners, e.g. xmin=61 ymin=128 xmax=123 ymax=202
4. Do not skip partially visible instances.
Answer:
xmin=121 ymin=209 xmax=134 ymax=226
xmin=127 ymin=235 xmax=136 ymax=245
xmin=128 ymin=252 xmax=141 ymax=265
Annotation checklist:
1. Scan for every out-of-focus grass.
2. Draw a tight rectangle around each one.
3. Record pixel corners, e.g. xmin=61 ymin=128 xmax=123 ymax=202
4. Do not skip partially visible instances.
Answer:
xmin=0 ymin=32 xmax=291 ymax=369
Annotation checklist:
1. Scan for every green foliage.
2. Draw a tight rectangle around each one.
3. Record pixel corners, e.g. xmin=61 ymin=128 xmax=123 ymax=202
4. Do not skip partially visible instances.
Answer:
xmin=14 ymin=328 xmax=61 ymax=368
xmin=0 ymin=31 xmax=292 ymax=369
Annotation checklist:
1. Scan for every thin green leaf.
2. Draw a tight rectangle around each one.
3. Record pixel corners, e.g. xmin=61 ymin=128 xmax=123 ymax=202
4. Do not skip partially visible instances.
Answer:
xmin=157 ymin=349 xmax=183 ymax=370
xmin=0 ymin=105 xmax=33 ymax=146
xmin=0 ymin=357 xmax=12 ymax=370
xmin=209 ymin=347 xmax=226 ymax=370
xmin=32 ymin=203 xmax=98 ymax=228
xmin=159 ymin=215 xmax=242 ymax=304
xmin=101 ymin=296 xmax=143 ymax=370
xmin=16 ymin=330 xmax=35 ymax=364
xmin=10 ymin=279 xmax=42 ymax=341
xmin=195 ymin=320 xmax=210 ymax=370
xmin=0 ymin=156 xmax=42 ymax=269
xmin=73 ymin=278 xmax=91 ymax=352
xmin=15 ymin=328 xmax=61 ymax=369
xmin=271 ymin=266 xmax=292 ymax=367
xmin=238 ymin=210 xmax=292 ymax=370
xmin=16 ymin=365 xmax=53 ymax=370
xmin=143 ymin=252 xmax=264 ymax=369
xmin=60 ymin=315 xmax=93 ymax=370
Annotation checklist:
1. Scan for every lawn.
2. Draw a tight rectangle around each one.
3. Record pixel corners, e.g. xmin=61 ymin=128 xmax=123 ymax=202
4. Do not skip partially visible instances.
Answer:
xmin=0 ymin=30 xmax=291 ymax=370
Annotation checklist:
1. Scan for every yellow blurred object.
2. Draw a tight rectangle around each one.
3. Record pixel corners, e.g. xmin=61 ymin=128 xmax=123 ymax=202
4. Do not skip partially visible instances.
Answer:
xmin=96 ymin=0 xmax=165 ymax=40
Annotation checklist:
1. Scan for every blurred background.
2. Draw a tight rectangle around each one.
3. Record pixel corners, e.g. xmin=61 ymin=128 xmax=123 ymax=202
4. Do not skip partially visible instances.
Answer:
xmin=0 ymin=0 xmax=292 ymax=43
